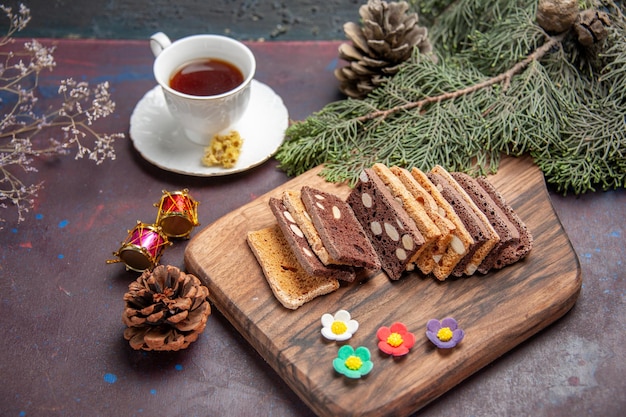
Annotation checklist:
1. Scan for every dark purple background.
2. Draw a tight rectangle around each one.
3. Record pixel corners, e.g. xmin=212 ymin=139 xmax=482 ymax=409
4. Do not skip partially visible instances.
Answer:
xmin=1 ymin=38 xmax=625 ymax=417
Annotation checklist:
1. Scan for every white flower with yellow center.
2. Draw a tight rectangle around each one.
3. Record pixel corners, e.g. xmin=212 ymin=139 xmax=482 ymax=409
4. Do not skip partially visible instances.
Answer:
xmin=321 ymin=309 xmax=359 ymax=341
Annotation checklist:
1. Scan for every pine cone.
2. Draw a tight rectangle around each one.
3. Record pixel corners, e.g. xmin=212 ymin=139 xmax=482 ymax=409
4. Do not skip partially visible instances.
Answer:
xmin=574 ymin=9 xmax=611 ymax=47
xmin=536 ymin=0 xmax=579 ymax=34
xmin=335 ymin=0 xmax=432 ymax=99
xmin=122 ymin=265 xmax=211 ymax=351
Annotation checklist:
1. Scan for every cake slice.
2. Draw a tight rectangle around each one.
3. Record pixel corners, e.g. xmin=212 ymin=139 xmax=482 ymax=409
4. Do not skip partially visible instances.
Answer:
xmin=475 ymin=176 xmax=533 ymax=269
xmin=347 ymin=168 xmax=425 ymax=280
xmin=247 ymin=225 xmax=340 ymax=310
xmin=451 ymin=172 xmax=524 ymax=274
xmin=389 ymin=165 xmax=456 ymax=274
xmin=371 ymin=163 xmax=440 ymax=265
xmin=300 ymin=186 xmax=381 ymax=270
xmin=281 ymin=190 xmax=343 ymax=266
xmin=268 ymin=197 xmax=356 ymax=282
xmin=410 ymin=167 xmax=474 ymax=280
xmin=429 ymin=165 xmax=500 ymax=276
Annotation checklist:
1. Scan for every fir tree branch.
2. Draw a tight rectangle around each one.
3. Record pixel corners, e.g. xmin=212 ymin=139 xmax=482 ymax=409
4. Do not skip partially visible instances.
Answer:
xmin=357 ymin=33 xmax=563 ymax=123
xmin=277 ymin=0 xmax=625 ymax=194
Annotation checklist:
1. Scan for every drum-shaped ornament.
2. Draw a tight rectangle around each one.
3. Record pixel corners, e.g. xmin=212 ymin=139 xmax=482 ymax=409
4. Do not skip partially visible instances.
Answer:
xmin=110 ymin=221 xmax=171 ymax=272
xmin=155 ymin=189 xmax=200 ymax=238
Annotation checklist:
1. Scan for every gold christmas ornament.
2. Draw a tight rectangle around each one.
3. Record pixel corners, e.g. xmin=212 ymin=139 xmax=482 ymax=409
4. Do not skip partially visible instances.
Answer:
xmin=335 ymin=0 xmax=432 ymax=99
xmin=122 ymin=265 xmax=211 ymax=351
xmin=536 ymin=0 xmax=579 ymax=33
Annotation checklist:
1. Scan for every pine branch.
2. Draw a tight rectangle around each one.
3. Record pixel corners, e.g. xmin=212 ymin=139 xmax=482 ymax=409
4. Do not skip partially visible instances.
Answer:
xmin=357 ymin=34 xmax=563 ymax=123
xmin=277 ymin=0 xmax=626 ymax=194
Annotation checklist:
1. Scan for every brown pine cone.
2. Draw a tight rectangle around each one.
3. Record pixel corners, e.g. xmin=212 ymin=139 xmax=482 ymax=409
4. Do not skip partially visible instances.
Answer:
xmin=574 ymin=9 xmax=611 ymax=47
xmin=122 ymin=265 xmax=211 ymax=351
xmin=335 ymin=0 xmax=432 ymax=99
xmin=536 ymin=0 xmax=579 ymax=34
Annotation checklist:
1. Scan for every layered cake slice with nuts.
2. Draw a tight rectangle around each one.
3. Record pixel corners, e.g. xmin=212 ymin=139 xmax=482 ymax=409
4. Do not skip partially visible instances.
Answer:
xmin=300 ymin=186 xmax=381 ymax=270
xmin=390 ymin=165 xmax=456 ymax=274
xmin=474 ymin=176 xmax=533 ymax=270
xmin=281 ymin=190 xmax=344 ymax=266
xmin=451 ymin=172 xmax=523 ymax=274
xmin=371 ymin=163 xmax=441 ymax=266
xmin=429 ymin=165 xmax=500 ymax=277
xmin=410 ymin=167 xmax=474 ymax=280
xmin=346 ymin=168 xmax=425 ymax=280
xmin=269 ymin=197 xmax=356 ymax=282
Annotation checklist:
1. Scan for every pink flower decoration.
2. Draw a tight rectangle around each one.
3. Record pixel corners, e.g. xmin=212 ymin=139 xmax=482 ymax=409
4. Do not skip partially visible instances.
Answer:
xmin=376 ymin=322 xmax=416 ymax=356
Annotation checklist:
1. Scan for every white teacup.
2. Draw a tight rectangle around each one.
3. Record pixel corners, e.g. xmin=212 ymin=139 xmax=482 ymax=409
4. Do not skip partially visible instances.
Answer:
xmin=150 ymin=32 xmax=256 ymax=145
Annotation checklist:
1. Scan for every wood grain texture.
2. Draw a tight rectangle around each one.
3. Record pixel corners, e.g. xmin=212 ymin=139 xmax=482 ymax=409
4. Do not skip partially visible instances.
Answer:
xmin=184 ymin=156 xmax=581 ymax=417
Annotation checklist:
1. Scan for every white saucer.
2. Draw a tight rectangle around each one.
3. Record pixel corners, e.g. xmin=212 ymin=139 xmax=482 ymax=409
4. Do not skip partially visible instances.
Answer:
xmin=129 ymin=80 xmax=289 ymax=176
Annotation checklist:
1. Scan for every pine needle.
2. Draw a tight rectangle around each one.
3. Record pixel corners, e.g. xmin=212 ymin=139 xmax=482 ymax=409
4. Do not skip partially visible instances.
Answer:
xmin=276 ymin=0 xmax=626 ymax=194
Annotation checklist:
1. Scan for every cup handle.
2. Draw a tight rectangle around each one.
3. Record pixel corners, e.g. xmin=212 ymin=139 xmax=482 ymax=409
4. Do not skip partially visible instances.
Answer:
xmin=150 ymin=32 xmax=172 ymax=57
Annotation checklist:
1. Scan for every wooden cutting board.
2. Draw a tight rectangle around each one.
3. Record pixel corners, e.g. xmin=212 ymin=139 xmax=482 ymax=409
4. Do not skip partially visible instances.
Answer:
xmin=184 ymin=156 xmax=581 ymax=417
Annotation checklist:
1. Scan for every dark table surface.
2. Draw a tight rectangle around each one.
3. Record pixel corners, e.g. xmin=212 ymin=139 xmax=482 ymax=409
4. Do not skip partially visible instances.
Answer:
xmin=1 ymin=38 xmax=625 ymax=417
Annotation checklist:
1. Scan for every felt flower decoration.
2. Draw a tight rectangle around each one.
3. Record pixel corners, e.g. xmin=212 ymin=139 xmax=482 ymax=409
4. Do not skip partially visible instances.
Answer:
xmin=426 ymin=317 xmax=465 ymax=349
xmin=333 ymin=345 xmax=373 ymax=379
xmin=376 ymin=322 xmax=416 ymax=356
xmin=321 ymin=309 xmax=359 ymax=341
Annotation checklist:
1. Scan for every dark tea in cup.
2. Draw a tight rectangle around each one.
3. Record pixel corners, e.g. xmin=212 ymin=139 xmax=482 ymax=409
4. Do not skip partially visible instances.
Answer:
xmin=151 ymin=32 xmax=256 ymax=144
xmin=169 ymin=58 xmax=244 ymax=96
